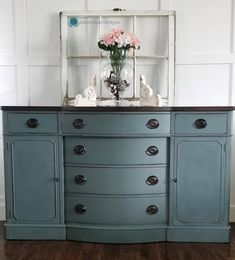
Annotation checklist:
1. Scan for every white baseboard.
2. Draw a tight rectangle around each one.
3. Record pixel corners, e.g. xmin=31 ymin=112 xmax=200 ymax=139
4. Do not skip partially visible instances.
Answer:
xmin=0 ymin=204 xmax=5 ymax=221
xmin=0 ymin=196 xmax=5 ymax=220
xmin=230 ymin=205 xmax=235 ymax=222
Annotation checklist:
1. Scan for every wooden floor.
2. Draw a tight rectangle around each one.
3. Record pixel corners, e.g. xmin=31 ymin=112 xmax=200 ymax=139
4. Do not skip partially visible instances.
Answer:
xmin=1 ymin=223 xmax=235 ymax=260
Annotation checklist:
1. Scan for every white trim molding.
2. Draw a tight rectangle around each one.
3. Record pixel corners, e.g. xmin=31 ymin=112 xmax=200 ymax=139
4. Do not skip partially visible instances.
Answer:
xmin=230 ymin=204 xmax=235 ymax=222
xmin=0 ymin=196 xmax=5 ymax=221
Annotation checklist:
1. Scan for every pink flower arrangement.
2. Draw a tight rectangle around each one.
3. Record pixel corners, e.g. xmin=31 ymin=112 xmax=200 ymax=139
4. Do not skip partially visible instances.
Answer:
xmin=98 ymin=28 xmax=140 ymax=101
xmin=98 ymin=28 xmax=140 ymax=51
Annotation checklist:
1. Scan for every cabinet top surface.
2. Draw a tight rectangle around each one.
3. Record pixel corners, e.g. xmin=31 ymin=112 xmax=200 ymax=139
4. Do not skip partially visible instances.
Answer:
xmin=1 ymin=106 xmax=235 ymax=112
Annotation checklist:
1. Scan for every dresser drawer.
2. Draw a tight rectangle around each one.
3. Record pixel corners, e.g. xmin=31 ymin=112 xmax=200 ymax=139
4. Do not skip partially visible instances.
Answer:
xmin=64 ymin=137 xmax=168 ymax=165
xmin=174 ymin=113 xmax=228 ymax=134
xmin=65 ymin=166 xmax=167 ymax=195
xmin=62 ymin=113 xmax=170 ymax=135
xmin=65 ymin=195 xmax=167 ymax=225
xmin=5 ymin=113 xmax=58 ymax=134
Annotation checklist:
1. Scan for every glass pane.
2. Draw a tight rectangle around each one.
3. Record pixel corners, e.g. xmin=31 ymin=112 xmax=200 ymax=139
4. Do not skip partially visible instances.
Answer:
xmin=136 ymin=16 xmax=169 ymax=56
xmin=67 ymin=16 xmax=100 ymax=57
xmin=136 ymin=58 xmax=168 ymax=99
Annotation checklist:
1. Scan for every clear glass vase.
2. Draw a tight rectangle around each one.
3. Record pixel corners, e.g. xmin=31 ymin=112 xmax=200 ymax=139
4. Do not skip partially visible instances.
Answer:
xmin=102 ymin=49 xmax=133 ymax=101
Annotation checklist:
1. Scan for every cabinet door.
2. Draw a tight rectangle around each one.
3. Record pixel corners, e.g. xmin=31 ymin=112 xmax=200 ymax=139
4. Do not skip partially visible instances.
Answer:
xmin=5 ymin=136 xmax=61 ymax=224
xmin=170 ymin=137 xmax=228 ymax=225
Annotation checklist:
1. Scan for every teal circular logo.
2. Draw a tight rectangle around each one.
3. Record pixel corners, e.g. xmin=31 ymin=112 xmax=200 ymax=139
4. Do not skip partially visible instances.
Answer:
xmin=68 ymin=17 xmax=79 ymax=27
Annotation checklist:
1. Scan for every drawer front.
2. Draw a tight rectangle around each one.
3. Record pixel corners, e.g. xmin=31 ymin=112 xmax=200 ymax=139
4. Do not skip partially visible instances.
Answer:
xmin=65 ymin=195 xmax=167 ymax=225
xmin=62 ymin=113 xmax=170 ymax=135
xmin=65 ymin=166 xmax=167 ymax=195
xmin=64 ymin=137 xmax=168 ymax=165
xmin=174 ymin=113 xmax=228 ymax=134
xmin=6 ymin=113 xmax=58 ymax=134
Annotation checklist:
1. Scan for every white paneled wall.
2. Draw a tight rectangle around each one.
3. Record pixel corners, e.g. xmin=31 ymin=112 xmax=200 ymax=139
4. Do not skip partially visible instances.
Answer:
xmin=175 ymin=0 xmax=232 ymax=54
xmin=174 ymin=0 xmax=234 ymax=106
xmin=176 ymin=64 xmax=231 ymax=106
xmin=28 ymin=66 xmax=61 ymax=106
xmin=0 ymin=0 xmax=235 ymax=220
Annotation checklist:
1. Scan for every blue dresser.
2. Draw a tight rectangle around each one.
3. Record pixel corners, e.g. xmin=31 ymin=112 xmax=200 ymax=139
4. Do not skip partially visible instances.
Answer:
xmin=2 ymin=106 xmax=233 ymax=243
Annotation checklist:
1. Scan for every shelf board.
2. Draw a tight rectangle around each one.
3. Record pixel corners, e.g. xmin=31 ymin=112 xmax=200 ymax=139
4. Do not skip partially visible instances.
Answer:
xmin=68 ymin=55 xmax=168 ymax=59
xmin=61 ymin=10 xmax=175 ymax=17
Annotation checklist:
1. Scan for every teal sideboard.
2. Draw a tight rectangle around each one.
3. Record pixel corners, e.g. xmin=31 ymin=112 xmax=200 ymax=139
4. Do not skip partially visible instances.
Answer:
xmin=2 ymin=106 xmax=233 ymax=243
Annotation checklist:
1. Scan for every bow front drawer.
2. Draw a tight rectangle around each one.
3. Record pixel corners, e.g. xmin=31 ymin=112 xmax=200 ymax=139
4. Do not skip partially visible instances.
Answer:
xmin=65 ymin=166 xmax=167 ymax=195
xmin=62 ymin=113 xmax=170 ymax=135
xmin=5 ymin=113 xmax=58 ymax=134
xmin=64 ymin=137 xmax=168 ymax=165
xmin=65 ymin=195 xmax=167 ymax=225
xmin=174 ymin=113 xmax=229 ymax=134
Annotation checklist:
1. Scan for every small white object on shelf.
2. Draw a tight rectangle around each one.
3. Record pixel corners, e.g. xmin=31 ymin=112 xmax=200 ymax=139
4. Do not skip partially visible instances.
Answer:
xmin=97 ymin=99 xmax=140 ymax=107
xmin=75 ymin=75 xmax=97 ymax=106
xmin=84 ymin=75 xmax=97 ymax=101
xmin=140 ymin=74 xmax=162 ymax=106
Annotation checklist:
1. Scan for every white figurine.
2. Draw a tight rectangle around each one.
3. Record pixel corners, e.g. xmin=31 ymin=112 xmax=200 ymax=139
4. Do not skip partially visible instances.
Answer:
xmin=140 ymin=74 xmax=162 ymax=106
xmin=75 ymin=75 xmax=97 ymax=106
xmin=84 ymin=75 xmax=97 ymax=101
xmin=140 ymin=74 xmax=153 ymax=98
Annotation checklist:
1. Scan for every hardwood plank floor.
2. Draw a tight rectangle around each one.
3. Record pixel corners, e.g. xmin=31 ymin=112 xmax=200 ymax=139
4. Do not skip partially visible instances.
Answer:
xmin=1 ymin=223 xmax=235 ymax=260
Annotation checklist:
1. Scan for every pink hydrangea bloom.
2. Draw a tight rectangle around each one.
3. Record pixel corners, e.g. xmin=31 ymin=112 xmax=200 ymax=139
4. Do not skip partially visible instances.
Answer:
xmin=99 ymin=28 xmax=140 ymax=49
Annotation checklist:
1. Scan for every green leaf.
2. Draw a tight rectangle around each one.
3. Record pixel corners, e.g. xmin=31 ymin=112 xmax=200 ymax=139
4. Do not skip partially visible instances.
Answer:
xmin=98 ymin=41 xmax=109 ymax=51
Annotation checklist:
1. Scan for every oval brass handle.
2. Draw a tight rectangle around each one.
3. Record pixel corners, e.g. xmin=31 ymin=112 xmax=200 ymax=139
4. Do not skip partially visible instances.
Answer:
xmin=146 ymin=176 xmax=159 ymax=185
xmin=146 ymin=119 xmax=159 ymax=129
xmin=74 ymin=145 xmax=86 ymax=155
xmin=194 ymin=119 xmax=207 ymax=129
xmin=146 ymin=146 xmax=159 ymax=156
xmin=26 ymin=118 xmax=39 ymax=128
xmin=73 ymin=119 xmax=85 ymax=129
xmin=146 ymin=205 xmax=158 ymax=215
xmin=74 ymin=204 xmax=86 ymax=214
xmin=74 ymin=175 xmax=86 ymax=185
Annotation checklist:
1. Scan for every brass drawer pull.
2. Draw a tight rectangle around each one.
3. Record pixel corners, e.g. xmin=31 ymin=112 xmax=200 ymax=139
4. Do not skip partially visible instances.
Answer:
xmin=146 ymin=176 xmax=159 ymax=185
xmin=146 ymin=119 xmax=159 ymax=129
xmin=146 ymin=146 xmax=159 ymax=156
xmin=74 ymin=175 xmax=86 ymax=185
xmin=146 ymin=205 xmax=158 ymax=215
xmin=74 ymin=145 xmax=86 ymax=155
xmin=194 ymin=119 xmax=207 ymax=129
xmin=74 ymin=204 xmax=86 ymax=214
xmin=73 ymin=119 xmax=85 ymax=129
xmin=26 ymin=118 xmax=40 ymax=128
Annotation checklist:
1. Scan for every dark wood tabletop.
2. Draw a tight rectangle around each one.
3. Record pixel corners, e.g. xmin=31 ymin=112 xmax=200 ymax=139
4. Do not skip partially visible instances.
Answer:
xmin=2 ymin=106 xmax=235 ymax=112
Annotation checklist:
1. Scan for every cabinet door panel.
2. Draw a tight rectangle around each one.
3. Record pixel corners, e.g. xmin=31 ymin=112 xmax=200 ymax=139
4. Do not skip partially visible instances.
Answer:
xmin=172 ymin=137 xmax=226 ymax=225
xmin=6 ymin=136 xmax=60 ymax=223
